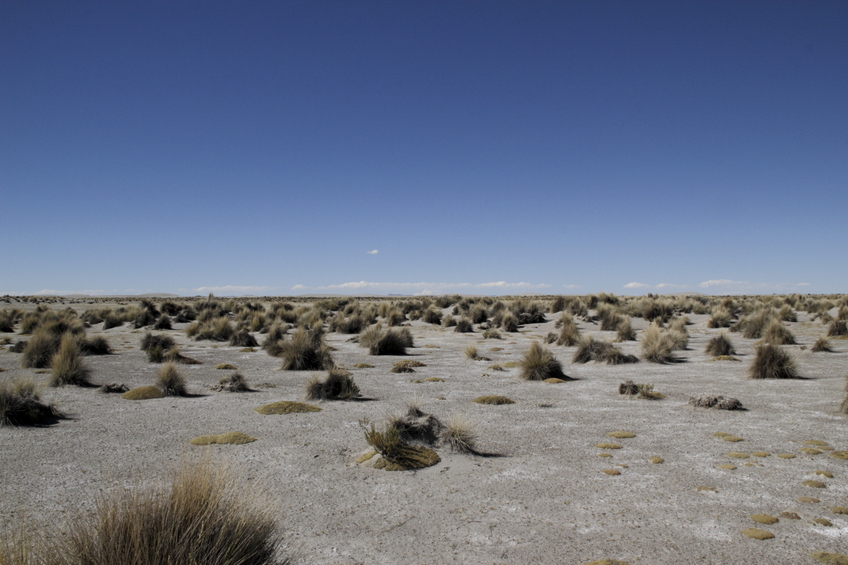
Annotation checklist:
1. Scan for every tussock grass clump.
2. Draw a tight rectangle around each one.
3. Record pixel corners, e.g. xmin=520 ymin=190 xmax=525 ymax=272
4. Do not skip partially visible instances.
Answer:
xmin=0 ymin=378 xmax=64 ymax=426
xmin=482 ymin=328 xmax=501 ymax=339
xmin=279 ymin=329 xmax=334 ymax=370
xmin=572 ymin=338 xmax=637 ymax=365
xmin=186 ymin=316 xmax=235 ymax=342
xmin=79 ymin=336 xmax=111 ymax=355
xmin=640 ymin=322 xmax=679 ymax=364
xmin=556 ymin=320 xmax=581 ymax=346
xmin=464 ymin=345 xmax=491 ymax=361
xmin=156 ymin=362 xmax=187 ymax=396
xmin=828 ymin=320 xmax=848 ymax=337
xmin=53 ymin=460 xmax=286 ymax=565
xmin=229 ymin=329 xmax=259 ymax=348
xmin=708 ymin=308 xmax=733 ymax=328
xmin=21 ymin=329 xmax=62 ymax=369
xmin=441 ymin=415 xmax=477 ymax=453
xmin=454 ymin=317 xmax=473 ymax=333
xmin=387 ymin=405 xmax=444 ymax=445
xmin=153 ymin=315 xmax=172 ymax=330
xmin=737 ymin=309 xmax=774 ymax=339
xmin=762 ymin=319 xmax=796 ymax=345
xmin=360 ymin=418 xmax=441 ymax=471
xmin=840 ymin=375 xmax=848 ymax=415
xmin=617 ymin=380 xmax=664 ymax=400
xmin=141 ymin=332 xmax=176 ymax=361
xmin=705 ymin=333 xmax=736 ymax=357
xmin=615 ymin=317 xmax=636 ymax=341
xmin=748 ymin=344 xmax=799 ymax=379
xmin=0 ymin=310 xmax=17 ymax=332
xmin=102 ymin=313 xmax=124 ymax=329
xmin=520 ymin=342 xmax=571 ymax=380
xmin=812 ymin=337 xmax=833 ymax=352
xmin=441 ymin=314 xmax=457 ymax=328
xmin=305 ymin=369 xmax=360 ymax=400
xmin=360 ymin=324 xmax=411 ymax=355
xmin=50 ymin=333 xmax=91 ymax=387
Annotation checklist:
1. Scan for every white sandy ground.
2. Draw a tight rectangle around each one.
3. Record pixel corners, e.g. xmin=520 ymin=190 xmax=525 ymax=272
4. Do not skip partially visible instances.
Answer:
xmin=1 ymin=301 xmax=847 ymax=564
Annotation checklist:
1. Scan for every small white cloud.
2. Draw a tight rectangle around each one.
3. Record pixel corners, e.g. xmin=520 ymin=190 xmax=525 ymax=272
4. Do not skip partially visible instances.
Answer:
xmin=367 ymin=249 xmax=379 ymax=255
xmin=623 ymin=282 xmax=650 ymax=289
xmin=313 ymin=281 xmax=551 ymax=294
xmin=562 ymin=284 xmax=581 ymax=289
xmin=797 ymin=282 xmax=810 ymax=286
xmin=699 ymin=279 xmax=740 ymax=288
xmin=291 ymin=284 xmax=308 ymax=291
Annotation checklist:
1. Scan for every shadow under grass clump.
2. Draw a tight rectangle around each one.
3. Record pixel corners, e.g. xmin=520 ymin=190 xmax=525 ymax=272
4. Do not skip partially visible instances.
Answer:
xmin=520 ymin=342 xmax=572 ymax=381
xmin=474 ymin=395 xmax=515 ymax=405
xmin=748 ymin=344 xmax=800 ymax=379
xmin=0 ymin=378 xmax=65 ymax=426
xmin=305 ymin=369 xmax=360 ymax=400
xmin=255 ymin=401 xmax=321 ymax=415
xmin=189 ymin=431 xmax=257 ymax=445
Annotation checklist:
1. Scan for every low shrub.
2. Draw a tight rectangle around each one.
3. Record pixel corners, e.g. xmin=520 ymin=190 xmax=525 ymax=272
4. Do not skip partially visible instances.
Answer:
xmin=441 ymin=415 xmax=477 ymax=453
xmin=79 ymin=336 xmax=112 ymax=355
xmin=454 ymin=318 xmax=473 ymax=333
xmin=520 ymin=342 xmax=571 ymax=380
xmin=211 ymin=373 xmax=251 ymax=392
xmin=748 ymin=344 xmax=799 ymax=379
xmin=707 ymin=308 xmax=733 ymax=328
xmin=615 ymin=317 xmax=636 ymax=341
xmin=21 ymin=329 xmax=61 ymax=368
xmin=153 ymin=315 xmax=172 ymax=330
xmin=572 ymin=337 xmax=637 ymax=365
xmin=361 ymin=419 xmax=440 ymax=471
xmin=360 ymin=325 xmax=410 ymax=355
xmin=811 ymin=337 xmax=833 ymax=352
xmin=828 ymin=320 xmax=848 ymax=337
xmin=689 ymin=394 xmax=744 ymax=410
xmin=640 ymin=322 xmax=679 ymax=364
xmin=762 ymin=319 xmax=796 ymax=345
xmin=229 ymin=329 xmax=258 ymax=348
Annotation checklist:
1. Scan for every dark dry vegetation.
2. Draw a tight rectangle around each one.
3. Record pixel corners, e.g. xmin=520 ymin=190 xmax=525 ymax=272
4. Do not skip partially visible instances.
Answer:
xmin=3 ymin=292 xmax=848 ymax=561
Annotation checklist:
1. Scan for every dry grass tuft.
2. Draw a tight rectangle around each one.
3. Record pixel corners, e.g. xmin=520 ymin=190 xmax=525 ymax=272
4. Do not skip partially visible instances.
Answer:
xmin=573 ymin=338 xmax=637 ymax=365
xmin=211 ymin=373 xmax=251 ymax=392
xmin=705 ymin=333 xmax=736 ymax=357
xmin=52 ymin=459 xmax=286 ymax=565
xmin=230 ymin=329 xmax=259 ymax=348
xmin=520 ymin=342 xmax=571 ymax=381
xmin=812 ymin=337 xmax=833 ymax=352
xmin=473 ymin=395 xmax=515 ymax=405
xmin=361 ymin=419 xmax=441 ymax=471
xmin=0 ymin=378 xmax=64 ymax=426
xmin=762 ymin=319 xmax=796 ymax=345
xmin=156 ymin=362 xmax=187 ymax=396
xmin=279 ymin=329 xmax=334 ymax=370
xmin=50 ymin=333 xmax=91 ymax=387
xmin=305 ymin=368 xmax=360 ymax=400
xmin=748 ymin=344 xmax=799 ymax=379
xmin=189 ymin=431 xmax=257 ymax=445
xmin=640 ymin=322 xmax=679 ymax=364
xmin=441 ymin=415 xmax=478 ymax=453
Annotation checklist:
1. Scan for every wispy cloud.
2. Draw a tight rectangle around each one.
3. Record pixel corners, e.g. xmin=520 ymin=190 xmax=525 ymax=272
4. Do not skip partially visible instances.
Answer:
xmin=31 ymin=289 xmax=108 ymax=296
xmin=366 ymin=249 xmax=379 ymax=255
xmin=623 ymin=282 xmax=650 ymax=289
xmin=192 ymin=285 xmax=273 ymax=295
xmin=291 ymin=281 xmax=551 ymax=295
xmin=698 ymin=279 xmax=811 ymax=293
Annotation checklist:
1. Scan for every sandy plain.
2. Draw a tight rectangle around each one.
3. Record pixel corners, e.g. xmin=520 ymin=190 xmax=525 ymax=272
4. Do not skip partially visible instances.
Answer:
xmin=1 ymin=297 xmax=847 ymax=565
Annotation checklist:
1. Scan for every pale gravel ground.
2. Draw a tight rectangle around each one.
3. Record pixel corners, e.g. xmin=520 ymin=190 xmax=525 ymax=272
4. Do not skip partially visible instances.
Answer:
xmin=1 ymin=301 xmax=847 ymax=564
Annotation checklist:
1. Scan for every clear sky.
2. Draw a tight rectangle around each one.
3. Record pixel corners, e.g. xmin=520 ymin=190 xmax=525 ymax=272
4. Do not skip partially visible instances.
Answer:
xmin=1 ymin=1 xmax=846 ymax=297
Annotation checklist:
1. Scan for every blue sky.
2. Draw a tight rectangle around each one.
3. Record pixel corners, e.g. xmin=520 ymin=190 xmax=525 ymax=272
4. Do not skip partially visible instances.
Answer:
xmin=1 ymin=1 xmax=846 ymax=296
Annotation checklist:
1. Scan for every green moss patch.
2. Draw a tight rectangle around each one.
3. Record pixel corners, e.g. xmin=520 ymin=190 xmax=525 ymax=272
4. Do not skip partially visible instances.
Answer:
xmin=543 ymin=378 xmax=567 ymax=384
xmin=801 ymin=448 xmax=824 ymax=455
xmin=752 ymin=451 xmax=771 ymax=457
xmin=215 ymin=363 xmax=237 ymax=370
xmin=353 ymin=363 xmax=375 ymax=368
xmin=598 ymin=453 xmax=613 ymax=458
xmin=828 ymin=451 xmax=848 ymax=460
xmin=362 ymin=445 xmax=441 ymax=471
xmin=831 ymin=507 xmax=848 ymax=515
xmin=424 ymin=377 xmax=445 ymax=382
xmin=474 ymin=395 xmax=514 ymax=405
xmin=601 ymin=469 xmax=621 ymax=476
xmin=607 ymin=431 xmax=636 ymax=439
xmin=779 ymin=512 xmax=800 ymax=520
xmin=717 ymin=464 xmax=737 ymax=470
xmin=489 ymin=347 xmax=504 ymax=352
xmin=596 ymin=443 xmax=622 ymax=449
xmin=649 ymin=457 xmax=664 ymax=464
xmin=777 ymin=453 xmax=796 ymax=459
xmin=726 ymin=452 xmax=750 ymax=459
xmin=811 ymin=552 xmax=848 ymax=565
xmin=712 ymin=432 xmax=731 ymax=438
xmin=255 ymin=401 xmax=321 ymax=415
xmin=710 ymin=355 xmax=741 ymax=361
xmin=121 ymin=386 xmax=165 ymax=400
xmin=189 ymin=431 xmax=257 ymax=445
xmin=815 ymin=470 xmax=834 ymax=478
xmin=722 ymin=435 xmax=744 ymax=442
xmin=696 ymin=486 xmax=717 ymax=492
xmin=239 ymin=347 xmax=256 ymax=352
xmin=501 ymin=361 xmax=521 ymax=368
xmin=741 ymin=528 xmax=774 ymax=540
xmin=750 ymin=514 xmax=778 ymax=525
xmin=814 ymin=518 xmax=834 ymax=527
xmin=804 ymin=480 xmax=827 ymax=488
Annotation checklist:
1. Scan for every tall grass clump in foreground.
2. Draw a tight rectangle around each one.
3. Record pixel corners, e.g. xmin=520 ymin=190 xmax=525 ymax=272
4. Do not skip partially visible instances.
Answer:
xmin=50 ymin=460 xmax=287 ymax=565
xmin=359 ymin=324 xmax=412 ymax=355
xmin=0 ymin=378 xmax=64 ymax=426
xmin=840 ymin=374 xmax=848 ymax=414
xmin=306 ymin=369 xmax=360 ymax=401
xmin=762 ymin=319 xmax=796 ymax=345
xmin=50 ymin=334 xmax=91 ymax=387
xmin=519 ymin=342 xmax=571 ymax=380
xmin=748 ymin=344 xmax=799 ymax=379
